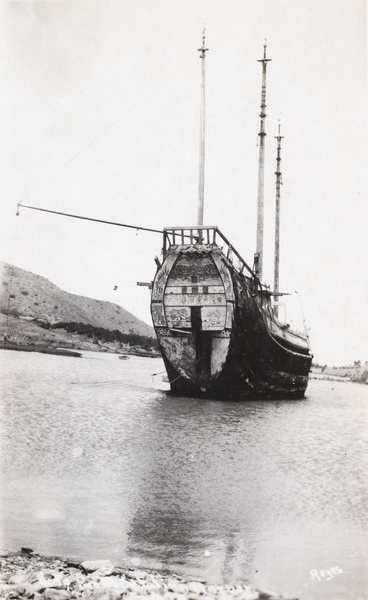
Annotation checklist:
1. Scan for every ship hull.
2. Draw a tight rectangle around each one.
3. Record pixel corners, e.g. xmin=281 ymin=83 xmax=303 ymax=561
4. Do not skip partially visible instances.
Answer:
xmin=151 ymin=242 xmax=312 ymax=399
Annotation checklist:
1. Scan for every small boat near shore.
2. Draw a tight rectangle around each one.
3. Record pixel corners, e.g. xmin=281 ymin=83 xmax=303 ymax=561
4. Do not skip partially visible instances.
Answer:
xmin=0 ymin=340 xmax=82 ymax=358
xmin=150 ymin=38 xmax=312 ymax=398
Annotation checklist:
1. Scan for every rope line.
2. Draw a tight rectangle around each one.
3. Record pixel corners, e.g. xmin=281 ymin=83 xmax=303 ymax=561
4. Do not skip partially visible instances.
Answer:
xmin=19 ymin=55 xmax=191 ymax=198
xmin=17 ymin=204 xmax=163 ymax=235
xmin=168 ymin=373 xmax=183 ymax=385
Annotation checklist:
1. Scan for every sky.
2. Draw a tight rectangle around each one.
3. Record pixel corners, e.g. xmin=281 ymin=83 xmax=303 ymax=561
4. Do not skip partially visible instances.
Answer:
xmin=0 ymin=0 xmax=367 ymax=366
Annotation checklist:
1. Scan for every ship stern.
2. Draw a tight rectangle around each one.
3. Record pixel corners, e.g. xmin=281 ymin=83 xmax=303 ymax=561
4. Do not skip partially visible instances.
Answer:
xmin=151 ymin=245 xmax=234 ymax=395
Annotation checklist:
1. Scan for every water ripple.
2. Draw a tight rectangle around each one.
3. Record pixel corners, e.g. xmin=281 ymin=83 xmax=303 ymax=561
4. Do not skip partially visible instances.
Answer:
xmin=1 ymin=350 xmax=367 ymax=599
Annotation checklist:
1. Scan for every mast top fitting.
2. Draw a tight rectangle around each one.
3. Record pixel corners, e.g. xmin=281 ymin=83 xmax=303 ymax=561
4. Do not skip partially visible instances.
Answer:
xmin=198 ymin=29 xmax=209 ymax=58
xmin=257 ymin=43 xmax=272 ymax=63
xmin=275 ymin=122 xmax=284 ymax=140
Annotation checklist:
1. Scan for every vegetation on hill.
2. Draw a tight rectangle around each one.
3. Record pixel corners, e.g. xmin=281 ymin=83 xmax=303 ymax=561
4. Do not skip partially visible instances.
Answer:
xmin=0 ymin=261 xmax=154 ymax=338
xmin=35 ymin=320 xmax=158 ymax=350
xmin=0 ymin=262 xmax=157 ymax=354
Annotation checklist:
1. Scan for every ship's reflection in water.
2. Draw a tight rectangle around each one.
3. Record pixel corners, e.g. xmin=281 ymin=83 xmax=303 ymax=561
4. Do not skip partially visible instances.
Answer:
xmin=1 ymin=351 xmax=367 ymax=600
xmin=125 ymin=395 xmax=261 ymax=583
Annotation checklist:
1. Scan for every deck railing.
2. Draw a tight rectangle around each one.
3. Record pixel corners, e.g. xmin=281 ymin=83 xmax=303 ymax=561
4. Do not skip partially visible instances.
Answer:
xmin=163 ymin=226 xmax=254 ymax=276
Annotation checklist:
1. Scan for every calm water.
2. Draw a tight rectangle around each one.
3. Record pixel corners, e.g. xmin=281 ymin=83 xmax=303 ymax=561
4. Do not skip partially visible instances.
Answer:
xmin=0 ymin=349 xmax=367 ymax=600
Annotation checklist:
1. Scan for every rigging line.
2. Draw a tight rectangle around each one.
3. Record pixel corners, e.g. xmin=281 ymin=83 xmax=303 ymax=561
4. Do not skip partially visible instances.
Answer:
xmin=19 ymin=56 xmax=192 ymax=201
xmin=5 ymin=266 xmax=15 ymax=334
xmin=169 ymin=71 xmax=197 ymax=218
xmin=32 ymin=98 xmax=149 ymax=190
xmin=168 ymin=373 xmax=183 ymax=385
xmin=3 ymin=202 xmax=24 ymax=337
xmin=294 ymin=290 xmax=310 ymax=341
xmin=17 ymin=204 xmax=163 ymax=235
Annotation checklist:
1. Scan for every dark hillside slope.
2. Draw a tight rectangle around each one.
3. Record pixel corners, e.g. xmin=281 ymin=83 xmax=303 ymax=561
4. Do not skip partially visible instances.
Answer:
xmin=0 ymin=262 xmax=156 ymax=352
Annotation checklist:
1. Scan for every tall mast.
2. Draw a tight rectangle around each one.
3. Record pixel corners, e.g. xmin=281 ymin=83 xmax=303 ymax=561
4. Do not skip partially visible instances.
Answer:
xmin=274 ymin=123 xmax=284 ymax=316
xmin=255 ymin=43 xmax=271 ymax=280
xmin=197 ymin=30 xmax=208 ymax=227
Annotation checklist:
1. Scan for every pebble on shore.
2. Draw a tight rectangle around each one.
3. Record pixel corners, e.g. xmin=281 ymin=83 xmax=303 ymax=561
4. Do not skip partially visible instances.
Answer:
xmin=0 ymin=550 xmax=297 ymax=600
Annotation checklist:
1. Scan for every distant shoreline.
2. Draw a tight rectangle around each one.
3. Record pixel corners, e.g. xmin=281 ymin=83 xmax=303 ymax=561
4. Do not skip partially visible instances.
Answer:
xmin=310 ymin=375 xmax=363 ymax=384
xmin=0 ymin=340 xmax=160 ymax=359
xmin=310 ymin=372 xmax=368 ymax=385
xmin=0 ymin=341 xmax=82 ymax=358
xmin=1 ymin=342 xmax=366 ymax=384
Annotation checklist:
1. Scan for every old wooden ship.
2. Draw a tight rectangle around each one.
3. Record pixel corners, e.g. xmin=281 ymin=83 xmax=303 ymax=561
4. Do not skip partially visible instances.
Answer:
xmin=150 ymin=38 xmax=312 ymax=398
xmin=16 ymin=38 xmax=312 ymax=398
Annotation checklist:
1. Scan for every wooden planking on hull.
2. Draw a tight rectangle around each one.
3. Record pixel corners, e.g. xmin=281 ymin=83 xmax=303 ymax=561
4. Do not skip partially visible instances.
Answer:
xmin=151 ymin=229 xmax=312 ymax=399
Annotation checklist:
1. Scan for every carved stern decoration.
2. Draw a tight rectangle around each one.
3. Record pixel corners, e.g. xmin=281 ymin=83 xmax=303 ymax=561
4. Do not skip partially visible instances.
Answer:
xmin=151 ymin=237 xmax=234 ymax=393
xmin=151 ymin=227 xmax=312 ymax=398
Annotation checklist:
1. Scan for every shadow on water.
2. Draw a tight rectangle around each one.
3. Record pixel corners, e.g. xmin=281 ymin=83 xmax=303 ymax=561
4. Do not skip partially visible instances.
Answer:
xmin=1 ymin=353 xmax=367 ymax=599
xmin=123 ymin=383 xmax=368 ymax=599
xmin=165 ymin=382 xmax=310 ymax=404
xmin=125 ymin=402 xmax=247 ymax=581
xmin=124 ymin=391 xmax=307 ymax=583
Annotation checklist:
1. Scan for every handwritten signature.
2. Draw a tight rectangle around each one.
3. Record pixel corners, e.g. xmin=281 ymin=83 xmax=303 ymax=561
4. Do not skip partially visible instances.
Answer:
xmin=310 ymin=567 xmax=343 ymax=582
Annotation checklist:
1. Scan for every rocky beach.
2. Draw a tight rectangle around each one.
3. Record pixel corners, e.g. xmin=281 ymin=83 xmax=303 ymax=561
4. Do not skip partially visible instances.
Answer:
xmin=0 ymin=550 xmax=295 ymax=600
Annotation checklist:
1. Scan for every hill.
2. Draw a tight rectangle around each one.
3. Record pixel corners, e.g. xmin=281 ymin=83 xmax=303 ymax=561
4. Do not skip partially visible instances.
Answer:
xmin=0 ymin=261 xmax=156 ymax=354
